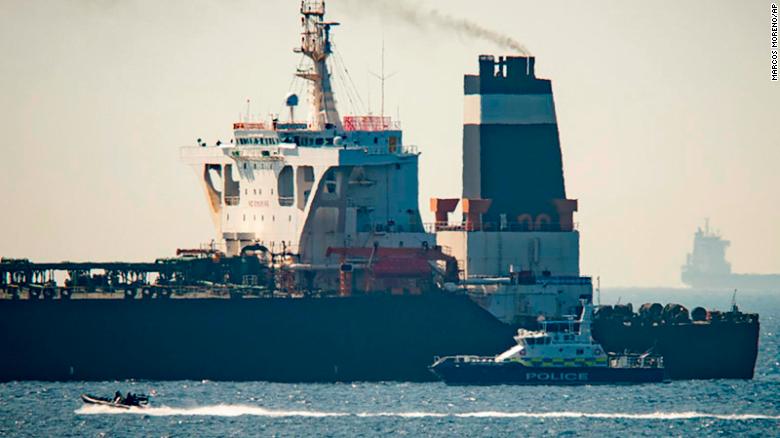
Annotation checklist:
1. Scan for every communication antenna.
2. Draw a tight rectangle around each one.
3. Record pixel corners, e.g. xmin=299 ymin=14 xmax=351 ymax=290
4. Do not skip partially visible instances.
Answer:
xmin=245 ymin=99 xmax=251 ymax=122
xmin=369 ymin=37 xmax=397 ymax=119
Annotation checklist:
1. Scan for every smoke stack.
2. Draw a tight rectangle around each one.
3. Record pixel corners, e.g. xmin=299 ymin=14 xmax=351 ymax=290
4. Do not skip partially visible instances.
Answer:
xmin=462 ymin=55 xmax=572 ymax=228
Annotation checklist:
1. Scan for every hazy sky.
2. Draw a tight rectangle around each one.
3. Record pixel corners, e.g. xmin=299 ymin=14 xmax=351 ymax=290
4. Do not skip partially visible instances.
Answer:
xmin=0 ymin=0 xmax=777 ymax=287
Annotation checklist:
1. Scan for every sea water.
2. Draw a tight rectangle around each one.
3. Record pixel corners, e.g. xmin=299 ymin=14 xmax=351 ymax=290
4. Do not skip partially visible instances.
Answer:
xmin=1 ymin=290 xmax=778 ymax=437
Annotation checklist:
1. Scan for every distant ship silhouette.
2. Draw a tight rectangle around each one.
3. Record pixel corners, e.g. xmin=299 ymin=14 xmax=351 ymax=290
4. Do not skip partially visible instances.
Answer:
xmin=682 ymin=220 xmax=780 ymax=291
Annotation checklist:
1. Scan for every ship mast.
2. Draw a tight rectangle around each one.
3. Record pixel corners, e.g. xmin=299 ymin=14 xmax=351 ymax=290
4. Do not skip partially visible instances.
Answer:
xmin=295 ymin=0 xmax=342 ymax=131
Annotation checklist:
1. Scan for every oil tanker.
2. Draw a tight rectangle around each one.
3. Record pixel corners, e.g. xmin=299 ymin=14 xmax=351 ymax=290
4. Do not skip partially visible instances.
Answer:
xmin=0 ymin=1 xmax=758 ymax=382
xmin=682 ymin=220 xmax=780 ymax=292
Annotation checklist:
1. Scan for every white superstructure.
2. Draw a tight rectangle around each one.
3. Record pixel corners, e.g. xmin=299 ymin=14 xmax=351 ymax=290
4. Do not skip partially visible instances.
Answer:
xmin=181 ymin=1 xmax=432 ymax=278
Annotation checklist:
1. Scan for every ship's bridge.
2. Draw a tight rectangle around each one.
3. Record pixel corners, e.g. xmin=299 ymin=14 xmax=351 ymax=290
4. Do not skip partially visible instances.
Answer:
xmin=232 ymin=116 xmax=405 ymax=155
xmin=181 ymin=112 xmax=425 ymax=260
xmin=268 ymin=115 xmax=405 ymax=154
xmin=233 ymin=122 xmax=282 ymax=146
xmin=180 ymin=0 xmax=429 ymax=262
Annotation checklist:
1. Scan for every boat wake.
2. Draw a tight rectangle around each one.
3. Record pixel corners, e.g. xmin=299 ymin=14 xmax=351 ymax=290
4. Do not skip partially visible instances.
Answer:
xmin=75 ymin=404 xmax=779 ymax=421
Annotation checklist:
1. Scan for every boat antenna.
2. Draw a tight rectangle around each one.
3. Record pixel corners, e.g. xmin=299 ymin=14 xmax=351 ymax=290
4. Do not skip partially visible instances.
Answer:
xmin=245 ymin=99 xmax=251 ymax=122
xmin=731 ymin=289 xmax=738 ymax=312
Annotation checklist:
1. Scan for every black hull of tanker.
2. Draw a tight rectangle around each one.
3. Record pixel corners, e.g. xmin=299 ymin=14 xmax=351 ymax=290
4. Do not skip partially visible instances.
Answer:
xmin=0 ymin=294 xmax=516 ymax=382
xmin=0 ymin=295 xmax=759 ymax=382
xmin=429 ymin=360 xmax=666 ymax=385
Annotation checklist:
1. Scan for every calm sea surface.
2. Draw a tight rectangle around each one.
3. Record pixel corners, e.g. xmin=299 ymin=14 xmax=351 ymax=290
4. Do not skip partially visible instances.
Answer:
xmin=1 ymin=290 xmax=778 ymax=437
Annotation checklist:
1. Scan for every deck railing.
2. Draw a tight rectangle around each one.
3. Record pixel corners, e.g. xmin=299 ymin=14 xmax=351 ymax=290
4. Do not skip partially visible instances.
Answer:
xmin=425 ymin=221 xmax=579 ymax=233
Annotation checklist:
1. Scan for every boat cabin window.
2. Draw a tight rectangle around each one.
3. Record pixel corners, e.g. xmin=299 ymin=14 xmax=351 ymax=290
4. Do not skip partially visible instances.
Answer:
xmin=576 ymin=349 xmax=584 ymax=355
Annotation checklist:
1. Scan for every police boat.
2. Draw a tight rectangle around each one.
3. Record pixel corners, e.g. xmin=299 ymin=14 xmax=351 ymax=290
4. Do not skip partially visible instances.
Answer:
xmin=429 ymin=303 xmax=667 ymax=385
